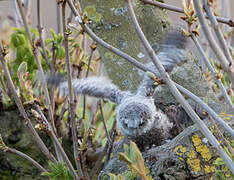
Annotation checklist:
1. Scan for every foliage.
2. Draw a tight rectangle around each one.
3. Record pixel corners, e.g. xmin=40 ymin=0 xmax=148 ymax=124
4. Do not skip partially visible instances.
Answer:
xmin=41 ymin=161 xmax=74 ymax=180
xmin=214 ymin=144 xmax=234 ymax=180
xmin=116 ymin=141 xmax=153 ymax=180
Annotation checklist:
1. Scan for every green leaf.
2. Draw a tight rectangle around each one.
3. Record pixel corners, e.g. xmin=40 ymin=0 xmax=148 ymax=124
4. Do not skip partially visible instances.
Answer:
xmin=214 ymin=158 xmax=225 ymax=166
xmin=50 ymin=28 xmax=57 ymax=40
xmin=11 ymin=33 xmax=25 ymax=48
xmin=118 ymin=152 xmax=132 ymax=164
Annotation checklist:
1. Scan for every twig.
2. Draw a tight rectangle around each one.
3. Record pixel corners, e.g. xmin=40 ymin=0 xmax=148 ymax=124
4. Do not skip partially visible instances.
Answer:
xmin=90 ymin=119 xmax=117 ymax=178
xmin=175 ymin=82 xmax=234 ymax=139
xmin=0 ymin=44 xmax=57 ymax=164
xmin=11 ymin=0 xmax=23 ymax=27
xmin=35 ymin=105 xmax=80 ymax=180
xmin=16 ymin=0 xmax=56 ymax=132
xmin=61 ymin=2 xmax=83 ymax=178
xmin=56 ymin=1 xmax=61 ymax=34
xmin=105 ymin=129 xmax=117 ymax=164
xmin=126 ymin=0 xmax=234 ymax=174
xmin=208 ymin=116 xmax=234 ymax=155
xmin=16 ymin=0 xmax=64 ymax=162
xmin=140 ymin=0 xmax=234 ymax=27
xmin=37 ymin=0 xmax=54 ymax=70
xmin=203 ymin=0 xmax=233 ymax=65
xmin=191 ymin=34 xmax=233 ymax=110
xmin=5 ymin=147 xmax=48 ymax=173
xmin=193 ymin=0 xmax=234 ymax=89
xmin=99 ymin=100 xmax=111 ymax=144
xmin=66 ymin=0 xmax=234 ymax=139
xmin=83 ymin=46 xmax=95 ymax=120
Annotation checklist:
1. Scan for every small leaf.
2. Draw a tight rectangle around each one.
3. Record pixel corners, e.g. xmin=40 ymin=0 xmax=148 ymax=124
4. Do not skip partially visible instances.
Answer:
xmin=118 ymin=152 xmax=132 ymax=164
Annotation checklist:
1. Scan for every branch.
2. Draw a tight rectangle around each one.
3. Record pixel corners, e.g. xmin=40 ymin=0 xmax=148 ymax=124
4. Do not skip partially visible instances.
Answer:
xmin=66 ymin=0 xmax=234 ymax=139
xmin=16 ymin=0 xmax=56 ymax=132
xmin=4 ymin=146 xmax=48 ymax=173
xmin=37 ymin=0 xmax=54 ymax=71
xmin=191 ymin=34 xmax=233 ymax=110
xmin=61 ymin=2 xmax=84 ymax=178
xmin=35 ymin=105 xmax=80 ymax=180
xmin=0 ymin=44 xmax=57 ymax=164
xmin=140 ymin=0 xmax=234 ymax=27
xmin=193 ymin=0 xmax=234 ymax=88
xmin=126 ymin=0 xmax=234 ymax=174
xmin=203 ymin=0 xmax=233 ymax=64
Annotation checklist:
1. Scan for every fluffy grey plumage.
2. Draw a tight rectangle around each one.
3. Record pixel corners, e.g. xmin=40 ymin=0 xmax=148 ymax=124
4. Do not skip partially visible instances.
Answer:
xmin=137 ymin=30 xmax=188 ymax=97
xmin=48 ymin=30 xmax=187 ymax=147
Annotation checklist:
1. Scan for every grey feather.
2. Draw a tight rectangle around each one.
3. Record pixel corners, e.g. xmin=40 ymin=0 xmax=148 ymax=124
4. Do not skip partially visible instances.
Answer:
xmin=47 ymin=30 xmax=187 ymax=146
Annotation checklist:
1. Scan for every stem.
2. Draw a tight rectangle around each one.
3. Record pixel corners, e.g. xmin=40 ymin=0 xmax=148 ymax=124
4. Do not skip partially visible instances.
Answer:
xmin=7 ymin=147 xmax=48 ymax=173
xmin=191 ymin=34 xmax=233 ymax=110
xmin=35 ymin=105 xmax=80 ymax=180
xmin=0 ymin=44 xmax=57 ymax=164
xmin=66 ymin=0 xmax=234 ymax=139
xmin=126 ymin=0 xmax=234 ymax=174
xmin=99 ymin=100 xmax=111 ymax=144
xmin=37 ymin=0 xmax=54 ymax=71
xmin=203 ymin=0 xmax=233 ymax=64
xmin=193 ymin=0 xmax=234 ymax=88
xmin=61 ymin=2 xmax=83 ymax=178
xmin=140 ymin=0 xmax=234 ymax=27
xmin=16 ymin=0 xmax=56 ymax=133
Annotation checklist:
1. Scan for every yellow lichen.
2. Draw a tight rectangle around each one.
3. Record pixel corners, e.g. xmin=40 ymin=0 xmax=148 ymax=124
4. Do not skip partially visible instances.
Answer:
xmin=187 ymin=149 xmax=196 ymax=159
xmin=204 ymin=165 xmax=215 ymax=173
xmin=187 ymin=158 xmax=201 ymax=172
xmin=192 ymin=134 xmax=202 ymax=146
xmin=195 ymin=144 xmax=203 ymax=152
xmin=174 ymin=145 xmax=186 ymax=156
xmin=200 ymin=145 xmax=212 ymax=161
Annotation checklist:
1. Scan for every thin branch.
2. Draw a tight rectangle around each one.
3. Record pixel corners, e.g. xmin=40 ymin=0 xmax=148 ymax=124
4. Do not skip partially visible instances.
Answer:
xmin=191 ymin=34 xmax=233 ymax=109
xmin=99 ymin=100 xmax=111 ymax=144
xmin=193 ymin=0 xmax=234 ymax=88
xmin=66 ymin=0 xmax=234 ymax=139
xmin=0 ymin=44 xmax=57 ymax=164
xmin=61 ymin=2 xmax=83 ymax=178
xmin=175 ymin=82 xmax=234 ymax=139
xmin=105 ymin=129 xmax=117 ymax=165
xmin=16 ymin=0 xmax=56 ymax=132
xmin=90 ymin=119 xmax=117 ymax=178
xmin=11 ymin=0 xmax=23 ymax=27
xmin=56 ymin=1 xmax=61 ymax=34
xmin=203 ymin=0 xmax=233 ymax=65
xmin=7 ymin=147 xmax=48 ymax=173
xmin=83 ymin=46 xmax=95 ymax=120
xmin=37 ymin=0 xmax=54 ymax=71
xmin=35 ymin=105 xmax=80 ymax=180
xmin=16 ymin=0 xmax=65 ymax=162
xmin=140 ymin=0 xmax=234 ymax=27
xmin=126 ymin=0 xmax=234 ymax=173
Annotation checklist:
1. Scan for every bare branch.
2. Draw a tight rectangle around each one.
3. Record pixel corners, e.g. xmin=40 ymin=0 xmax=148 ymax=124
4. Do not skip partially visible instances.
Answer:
xmin=66 ymin=0 xmax=234 ymax=139
xmin=193 ymin=0 xmax=234 ymax=88
xmin=203 ymin=0 xmax=233 ymax=65
xmin=191 ymin=34 xmax=233 ymax=109
xmin=0 ymin=44 xmax=57 ymax=164
xmin=61 ymin=2 xmax=83 ymax=177
xmin=140 ymin=0 xmax=234 ymax=27
xmin=126 ymin=0 xmax=234 ymax=174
